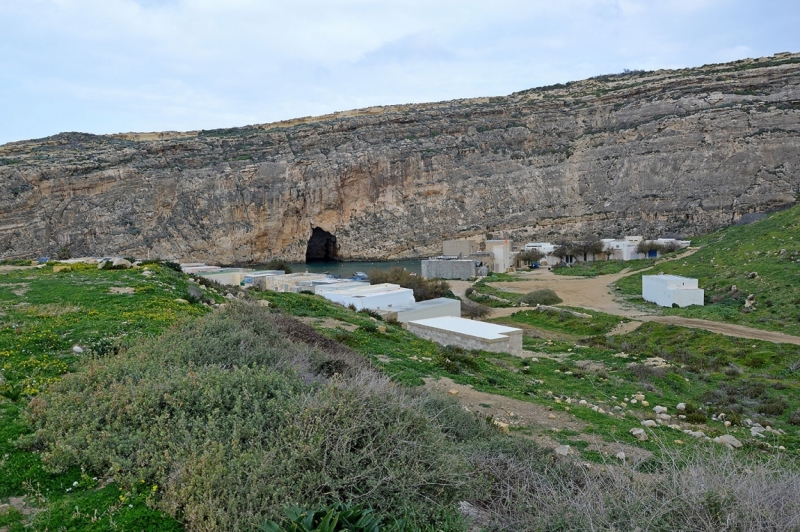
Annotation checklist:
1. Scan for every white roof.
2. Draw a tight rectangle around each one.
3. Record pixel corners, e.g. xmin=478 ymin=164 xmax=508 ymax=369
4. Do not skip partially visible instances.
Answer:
xmin=409 ymin=317 xmax=521 ymax=340
xmin=388 ymin=297 xmax=459 ymax=313
xmin=644 ymin=274 xmax=697 ymax=282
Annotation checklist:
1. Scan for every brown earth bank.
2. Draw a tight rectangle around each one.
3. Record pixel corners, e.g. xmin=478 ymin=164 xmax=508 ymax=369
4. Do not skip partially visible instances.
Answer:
xmin=2 ymin=53 xmax=800 ymax=263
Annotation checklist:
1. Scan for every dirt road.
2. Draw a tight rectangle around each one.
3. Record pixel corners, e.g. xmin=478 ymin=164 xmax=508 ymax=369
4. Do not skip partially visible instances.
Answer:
xmin=478 ymin=267 xmax=800 ymax=345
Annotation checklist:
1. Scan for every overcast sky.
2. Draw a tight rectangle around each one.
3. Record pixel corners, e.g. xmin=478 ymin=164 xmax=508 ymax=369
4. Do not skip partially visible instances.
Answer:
xmin=1 ymin=0 xmax=798 ymax=145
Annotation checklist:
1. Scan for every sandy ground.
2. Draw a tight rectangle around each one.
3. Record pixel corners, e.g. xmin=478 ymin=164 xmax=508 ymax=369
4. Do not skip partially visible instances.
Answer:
xmin=476 ymin=258 xmax=800 ymax=345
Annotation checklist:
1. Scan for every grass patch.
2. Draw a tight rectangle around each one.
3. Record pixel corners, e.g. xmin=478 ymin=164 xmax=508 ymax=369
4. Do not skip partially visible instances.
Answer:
xmin=553 ymin=259 xmax=655 ymax=277
xmin=615 ymin=203 xmax=800 ymax=335
xmin=499 ymin=307 xmax=626 ymax=336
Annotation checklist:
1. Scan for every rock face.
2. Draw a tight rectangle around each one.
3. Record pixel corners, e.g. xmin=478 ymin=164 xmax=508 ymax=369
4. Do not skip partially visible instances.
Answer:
xmin=2 ymin=53 xmax=800 ymax=263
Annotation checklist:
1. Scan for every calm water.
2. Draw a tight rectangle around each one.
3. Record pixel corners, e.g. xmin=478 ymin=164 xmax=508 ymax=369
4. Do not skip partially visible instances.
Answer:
xmin=286 ymin=260 xmax=421 ymax=278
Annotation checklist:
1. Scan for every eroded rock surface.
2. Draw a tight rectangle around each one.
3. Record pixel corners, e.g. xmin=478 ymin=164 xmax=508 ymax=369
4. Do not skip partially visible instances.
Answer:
xmin=2 ymin=53 xmax=799 ymax=263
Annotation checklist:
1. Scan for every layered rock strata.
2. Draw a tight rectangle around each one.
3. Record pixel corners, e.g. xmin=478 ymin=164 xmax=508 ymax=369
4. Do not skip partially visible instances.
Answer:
xmin=1 ymin=53 xmax=799 ymax=262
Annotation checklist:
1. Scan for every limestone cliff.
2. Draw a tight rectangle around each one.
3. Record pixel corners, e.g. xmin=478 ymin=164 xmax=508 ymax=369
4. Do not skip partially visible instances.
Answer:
xmin=1 ymin=53 xmax=799 ymax=263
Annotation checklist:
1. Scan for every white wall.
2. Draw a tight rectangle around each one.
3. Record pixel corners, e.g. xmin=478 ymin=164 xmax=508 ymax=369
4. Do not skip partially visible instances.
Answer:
xmin=643 ymin=275 xmax=704 ymax=307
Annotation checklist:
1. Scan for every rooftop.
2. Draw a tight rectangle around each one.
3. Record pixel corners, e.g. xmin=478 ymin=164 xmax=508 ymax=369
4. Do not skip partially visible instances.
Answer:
xmin=409 ymin=317 xmax=521 ymax=340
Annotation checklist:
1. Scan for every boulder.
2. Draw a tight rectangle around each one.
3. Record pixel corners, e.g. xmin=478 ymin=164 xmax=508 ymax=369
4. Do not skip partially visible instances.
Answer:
xmin=676 ymin=402 xmax=686 ymax=411
xmin=641 ymin=420 xmax=658 ymax=428
xmin=615 ymin=452 xmax=626 ymax=460
xmin=629 ymin=428 xmax=648 ymax=441
xmin=112 ymin=258 xmax=132 ymax=269
xmin=493 ymin=420 xmax=510 ymax=435
xmin=72 ymin=345 xmax=84 ymax=354
xmin=713 ymin=434 xmax=743 ymax=450
xmin=653 ymin=405 xmax=668 ymax=414
xmin=554 ymin=445 xmax=571 ymax=456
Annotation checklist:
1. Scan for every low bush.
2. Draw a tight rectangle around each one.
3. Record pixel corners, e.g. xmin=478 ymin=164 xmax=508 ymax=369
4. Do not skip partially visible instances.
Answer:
xmin=367 ymin=268 xmax=452 ymax=301
xmin=22 ymin=302 xmax=471 ymax=531
xmin=461 ymin=300 xmax=491 ymax=319
xmin=520 ymin=289 xmax=562 ymax=306
xmin=265 ymin=258 xmax=293 ymax=273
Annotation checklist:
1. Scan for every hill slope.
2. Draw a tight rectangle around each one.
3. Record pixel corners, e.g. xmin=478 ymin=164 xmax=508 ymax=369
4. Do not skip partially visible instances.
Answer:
xmin=1 ymin=53 xmax=800 ymax=263
xmin=617 ymin=203 xmax=800 ymax=335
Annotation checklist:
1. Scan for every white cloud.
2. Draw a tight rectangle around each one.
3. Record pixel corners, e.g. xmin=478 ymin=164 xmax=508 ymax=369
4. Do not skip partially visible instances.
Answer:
xmin=1 ymin=0 xmax=798 ymax=143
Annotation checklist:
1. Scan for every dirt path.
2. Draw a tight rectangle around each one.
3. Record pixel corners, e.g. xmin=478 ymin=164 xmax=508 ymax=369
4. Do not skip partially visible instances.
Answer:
xmin=424 ymin=376 xmax=651 ymax=460
xmin=466 ymin=250 xmax=800 ymax=345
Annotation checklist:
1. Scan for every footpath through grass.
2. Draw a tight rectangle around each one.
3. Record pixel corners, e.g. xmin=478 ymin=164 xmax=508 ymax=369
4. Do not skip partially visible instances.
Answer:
xmin=616 ymin=203 xmax=800 ymax=335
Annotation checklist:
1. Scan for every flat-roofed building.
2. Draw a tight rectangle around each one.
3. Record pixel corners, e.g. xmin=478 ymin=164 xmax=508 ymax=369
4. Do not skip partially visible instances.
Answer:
xmin=320 ymin=283 xmax=415 ymax=311
xmin=642 ymin=274 xmax=704 ymax=307
xmin=375 ymin=297 xmax=461 ymax=323
xmin=407 ymin=316 xmax=523 ymax=356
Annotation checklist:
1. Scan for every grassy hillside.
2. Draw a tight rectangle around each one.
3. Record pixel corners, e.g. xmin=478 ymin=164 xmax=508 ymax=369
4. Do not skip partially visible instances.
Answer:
xmin=616 ymin=203 xmax=800 ymax=335
xmin=2 ymin=261 xmax=800 ymax=531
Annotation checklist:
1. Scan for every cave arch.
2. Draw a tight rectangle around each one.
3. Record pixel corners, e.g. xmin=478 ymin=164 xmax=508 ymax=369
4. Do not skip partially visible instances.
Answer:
xmin=305 ymin=227 xmax=339 ymax=262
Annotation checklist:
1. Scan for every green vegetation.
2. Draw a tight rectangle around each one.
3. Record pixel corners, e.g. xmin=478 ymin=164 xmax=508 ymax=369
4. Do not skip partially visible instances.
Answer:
xmin=3 ymin=256 xmax=800 ymax=531
xmin=265 ymin=258 xmax=293 ymax=273
xmin=519 ymin=288 xmax=562 ymax=306
xmin=0 ymin=262 xmax=215 ymax=530
xmin=501 ymin=307 xmax=626 ymax=336
xmin=615 ymin=203 xmax=800 ymax=335
xmin=367 ymin=267 xmax=454 ymax=301
xmin=554 ymin=258 xmax=655 ymax=277
xmin=466 ymin=272 xmax=524 ymax=307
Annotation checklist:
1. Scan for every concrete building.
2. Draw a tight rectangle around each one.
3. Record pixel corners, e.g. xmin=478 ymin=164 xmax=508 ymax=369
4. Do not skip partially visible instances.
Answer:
xmin=181 ymin=263 xmax=224 ymax=274
xmin=320 ymin=283 xmax=415 ymax=311
xmin=642 ymin=275 xmax=704 ymax=308
xmin=375 ymin=297 xmax=461 ymax=323
xmin=485 ymin=239 xmax=513 ymax=273
xmin=442 ymin=239 xmax=479 ymax=257
xmin=257 ymin=272 xmax=329 ymax=292
xmin=306 ymin=279 xmax=370 ymax=294
xmin=196 ymin=268 xmax=252 ymax=286
xmin=243 ymin=271 xmax=286 ymax=290
xmin=407 ymin=317 xmax=523 ymax=356
xmin=422 ymin=258 xmax=479 ymax=280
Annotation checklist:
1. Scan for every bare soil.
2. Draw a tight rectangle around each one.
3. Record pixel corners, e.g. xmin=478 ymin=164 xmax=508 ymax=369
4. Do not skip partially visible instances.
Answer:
xmin=424 ymin=376 xmax=651 ymax=460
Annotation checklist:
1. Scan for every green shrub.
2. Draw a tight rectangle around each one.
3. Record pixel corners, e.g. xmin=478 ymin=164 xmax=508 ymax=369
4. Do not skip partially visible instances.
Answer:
xmin=788 ymin=410 xmax=800 ymax=426
xmin=23 ymin=302 xmax=469 ymax=531
xmin=367 ymin=268 xmax=452 ymax=301
xmin=258 ymin=501 xmax=400 ymax=532
xmin=520 ymin=289 xmax=562 ymax=306
xmin=266 ymin=258 xmax=293 ymax=273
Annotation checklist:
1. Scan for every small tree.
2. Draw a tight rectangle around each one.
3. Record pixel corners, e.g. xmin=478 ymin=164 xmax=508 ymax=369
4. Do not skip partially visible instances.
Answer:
xmin=462 ymin=300 xmax=491 ymax=320
xmin=516 ymin=249 xmax=544 ymax=267
xmin=266 ymin=258 xmax=293 ymax=273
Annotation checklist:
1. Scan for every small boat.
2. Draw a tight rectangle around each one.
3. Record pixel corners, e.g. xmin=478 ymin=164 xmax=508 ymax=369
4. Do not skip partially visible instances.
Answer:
xmin=351 ymin=271 xmax=369 ymax=281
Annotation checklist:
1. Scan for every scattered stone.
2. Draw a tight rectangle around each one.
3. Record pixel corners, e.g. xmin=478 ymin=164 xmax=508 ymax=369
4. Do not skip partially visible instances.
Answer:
xmin=633 ymin=393 xmax=645 ymax=401
xmin=676 ymin=403 xmax=686 ymax=411
xmin=141 ymin=269 xmax=154 ymax=277
xmin=630 ymin=428 xmax=648 ymax=441
xmin=109 ymin=286 xmax=135 ymax=295
xmin=615 ymin=451 xmax=626 ymax=460
xmin=724 ymin=421 xmax=731 ymax=427
xmin=174 ymin=298 xmax=189 ymax=304
xmin=744 ymin=294 xmax=756 ymax=309
xmin=641 ymin=400 xmax=650 ymax=407
xmin=684 ymin=430 xmax=705 ymax=438
xmin=448 ymin=389 xmax=459 ymax=396
xmin=578 ymin=400 xmax=587 ymax=405
xmin=377 ymin=326 xmax=387 ymax=333
xmin=53 ymin=265 xmax=72 ymax=273
xmin=630 ymin=399 xmax=638 ymax=404
xmin=748 ymin=271 xmax=759 ymax=279
xmin=112 ymin=258 xmax=132 ymax=269
xmin=678 ymin=415 xmax=686 ymax=420
xmin=548 ymin=414 xmax=557 ymax=419
xmin=674 ymin=439 xmax=684 ymax=445
xmin=713 ymin=434 xmax=743 ymax=450
xmin=641 ymin=420 xmax=658 ymax=428
xmin=654 ymin=406 xmax=668 ymax=414
xmin=72 ymin=345 xmax=84 ymax=354
xmin=657 ymin=413 xmax=672 ymax=421
xmin=555 ymin=445 xmax=571 ymax=456
xmin=257 ymin=300 xmax=270 ymax=307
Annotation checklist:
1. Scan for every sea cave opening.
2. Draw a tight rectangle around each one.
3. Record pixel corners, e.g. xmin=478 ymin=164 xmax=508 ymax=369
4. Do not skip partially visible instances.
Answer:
xmin=305 ymin=227 xmax=339 ymax=262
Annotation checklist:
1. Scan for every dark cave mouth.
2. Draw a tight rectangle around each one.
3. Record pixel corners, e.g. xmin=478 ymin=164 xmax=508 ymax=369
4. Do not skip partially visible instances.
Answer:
xmin=305 ymin=227 xmax=339 ymax=262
